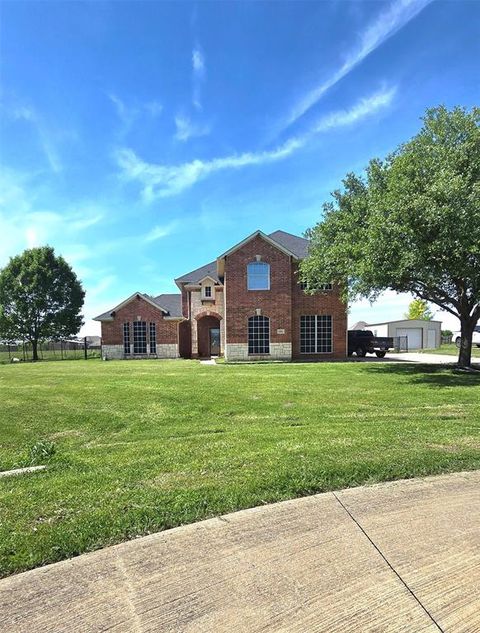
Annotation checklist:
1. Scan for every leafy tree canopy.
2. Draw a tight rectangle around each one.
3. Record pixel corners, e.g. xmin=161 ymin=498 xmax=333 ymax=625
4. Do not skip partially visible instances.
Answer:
xmin=301 ymin=106 xmax=480 ymax=366
xmin=404 ymin=299 xmax=434 ymax=321
xmin=0 ymin=246 xmax=85 ymax=360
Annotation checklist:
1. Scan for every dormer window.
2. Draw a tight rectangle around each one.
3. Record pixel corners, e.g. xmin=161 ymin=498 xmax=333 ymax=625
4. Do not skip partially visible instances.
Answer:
xmin=201 ymin=282 xmax=215 ymax=301
xmin=247 ymin=261 xmax=270 ymax=290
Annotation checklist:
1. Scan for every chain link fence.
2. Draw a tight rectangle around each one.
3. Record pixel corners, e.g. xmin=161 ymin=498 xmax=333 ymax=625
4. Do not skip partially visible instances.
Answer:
xmin=0 ymin=338 xmax=101 ymax=364
xmin=392 ymin=335 xmax=409 ymax=352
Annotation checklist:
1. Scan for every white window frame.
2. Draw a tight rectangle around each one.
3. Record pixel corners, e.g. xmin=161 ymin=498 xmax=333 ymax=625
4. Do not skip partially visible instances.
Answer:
xmin=300 ymin=315 xmax=333 ymax=354
xmin=247 ymin=261 xmax=270 ymax=291
xmin=201 ymin=281 xmax=215 ymax=301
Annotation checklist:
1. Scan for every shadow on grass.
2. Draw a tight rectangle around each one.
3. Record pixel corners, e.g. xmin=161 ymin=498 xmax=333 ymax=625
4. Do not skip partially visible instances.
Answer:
xmin=362 ymin=362 xmax=480 ymax=388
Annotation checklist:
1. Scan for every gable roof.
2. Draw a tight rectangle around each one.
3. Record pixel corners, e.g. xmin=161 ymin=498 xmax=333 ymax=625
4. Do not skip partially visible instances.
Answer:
xmin=268 ymin=230 xmax=309 ymax=259
xmin=93 ymin=292 xmax=182 ymax=321
xmin=175 ymin=229 xmax=309 ymax=285
xmin=217 ymin=230 xmax=300 ymax=261
xmin=175 ymin=260 xmax=221 ymax=285
xmin=152 ymin=294 xmax=182 ymax=317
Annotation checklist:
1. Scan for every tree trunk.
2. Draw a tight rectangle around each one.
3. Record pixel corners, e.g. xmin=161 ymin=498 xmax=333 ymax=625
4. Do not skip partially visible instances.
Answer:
xmin=457 ymin=318 xmax=474 ymax=368
xmin=32 ymin=339 xmax=39 ymax=362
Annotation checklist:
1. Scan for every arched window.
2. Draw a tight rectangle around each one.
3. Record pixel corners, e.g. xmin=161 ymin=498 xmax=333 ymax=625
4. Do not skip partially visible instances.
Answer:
xmin=248 ymin=315 xmax=270 ymax=354
xmin=247 ymin=261 xmax=270 ymax=290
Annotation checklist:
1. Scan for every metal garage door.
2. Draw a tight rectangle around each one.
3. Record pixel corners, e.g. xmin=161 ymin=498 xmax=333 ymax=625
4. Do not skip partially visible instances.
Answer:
xmin=396 ymin=328 xmax=423 ymax=350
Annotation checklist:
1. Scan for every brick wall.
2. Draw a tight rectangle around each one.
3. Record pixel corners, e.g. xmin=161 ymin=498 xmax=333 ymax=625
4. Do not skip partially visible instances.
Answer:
xmin=101 ymin=295 xmax=178 ymax=346
xmin=291 ymin=264 xmax=347 ymax=359
xmin=223 ymin=237 xmax=346 ymax=361
xmin=224 ymin=235 xmax=292 ymax=346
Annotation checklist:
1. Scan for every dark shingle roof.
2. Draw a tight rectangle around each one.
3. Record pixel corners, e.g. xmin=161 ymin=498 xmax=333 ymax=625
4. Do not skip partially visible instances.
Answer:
xmin=94 ymin=292 xmax=182 ymax=321
xmin=268 ymin=230 xmax=309 ymax=259
xmin=175 ymin=230 xmax=309 ymax=284
xmin=93 ymin=309 xmax=114 ymax=321
xmin=153 ymin=294 xmax=182 ymax=317
xmin=175 ymin=260 xmax=221 ymax=284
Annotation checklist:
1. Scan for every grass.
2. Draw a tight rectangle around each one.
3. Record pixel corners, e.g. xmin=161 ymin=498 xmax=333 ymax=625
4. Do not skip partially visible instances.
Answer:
xmin=420 ymin=343 xmax=480 ymax=357
xmin=1 ymin=359 xmax=479 ymax=578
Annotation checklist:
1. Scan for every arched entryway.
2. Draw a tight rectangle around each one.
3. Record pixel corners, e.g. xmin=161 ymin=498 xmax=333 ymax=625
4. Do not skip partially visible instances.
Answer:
xmin=197 ymin=314 xmax=221 ymax=358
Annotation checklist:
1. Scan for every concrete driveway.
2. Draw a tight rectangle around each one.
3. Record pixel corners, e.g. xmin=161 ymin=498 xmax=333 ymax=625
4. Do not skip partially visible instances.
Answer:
xmin=350 ymin=351 xmax=472 ymax=365
xmin=1 ymin=471 xmax=479 ymax=632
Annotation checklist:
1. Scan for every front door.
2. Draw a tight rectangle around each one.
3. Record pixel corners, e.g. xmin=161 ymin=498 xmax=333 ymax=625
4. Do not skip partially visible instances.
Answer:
xmin=209 ymin=328 xmax=220 ymax=356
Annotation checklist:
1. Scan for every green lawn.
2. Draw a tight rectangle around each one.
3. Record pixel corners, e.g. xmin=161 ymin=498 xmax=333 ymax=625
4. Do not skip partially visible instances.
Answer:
xmin=420 ymin=343 xmax=480 ymax=357
xmin=1 ymin=359 xmax=479 ymax=578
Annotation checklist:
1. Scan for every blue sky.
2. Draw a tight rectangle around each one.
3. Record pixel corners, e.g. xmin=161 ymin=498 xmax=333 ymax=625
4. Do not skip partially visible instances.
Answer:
xmin=1 ymin=0 xmax=478 ymax=334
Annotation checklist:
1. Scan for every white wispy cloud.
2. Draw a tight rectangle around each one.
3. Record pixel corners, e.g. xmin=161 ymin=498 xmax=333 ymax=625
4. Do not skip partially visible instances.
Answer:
xmin=117 ymin=86 xmax=395 ymax=201
xmin=9 ymin=104 xmax=62 ymax=172
xmin=174 ymin=114 xmax=210 ymax=142
xmin=144 ymin=221 xmax=178 ymax=242
xmin=312 ymin=85 xmax=397 ymax=132
xmin=281 ymin=0 xmax=432 ymax=131
xmin=192 ymin=47 xmax=205 ymax=74
xmin=70 ymin=213 xmax=104 ymax=231
xmin=0 ymin=169 xmax=107 ymax=266
xmin=192 ymin=45 xmax=206 ymax=109
xmin=86 ymin=274 xmax=117 ymax=299
xmin=117 ymin=137 xmax=302 ymax=201
xmin=108 ymin=93 xmax=163 ymax=135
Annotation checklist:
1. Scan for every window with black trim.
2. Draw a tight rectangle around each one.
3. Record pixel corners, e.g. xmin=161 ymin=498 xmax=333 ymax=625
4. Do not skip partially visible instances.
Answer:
xmin=123 ymin=322 xmax=130 ymax=354
xmin=300 ymin=315 xmax=332 ymax=353
xmin=204 ymin=286 xmax=212 ymax=297
xmin=149 ymin=322 xmax=156 ymax=354
xmin=248 ymin=315 xmax=270 ymax=354
xmin=133 ymin=321 xmax=147 ymax=354
xmin=247 ymin=262 xmax=270 ymax=290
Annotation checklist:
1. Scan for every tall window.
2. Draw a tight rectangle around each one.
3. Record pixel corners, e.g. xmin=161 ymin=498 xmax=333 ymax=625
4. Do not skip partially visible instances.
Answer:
xmin=123 ymin=322 xmax=130 ymax=354
xmin=300 ymin=315 xmax=332 ymax=353
xmin=248 ymin=315 xmax=270 ymax=354
xmin=204 ymin=286 xmax=212 ymax=298
xmin=247 ymin=262 xmax=270 ymax=290
xmin=133 ymin=321 xmax=147 ymax=354
xmin=149 ymin=322 xmax=156 ymax=354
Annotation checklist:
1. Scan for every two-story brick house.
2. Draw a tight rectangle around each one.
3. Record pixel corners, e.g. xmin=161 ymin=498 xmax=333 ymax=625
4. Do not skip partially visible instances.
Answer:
xmin=94 ymin=230 xmax=347 ymax=361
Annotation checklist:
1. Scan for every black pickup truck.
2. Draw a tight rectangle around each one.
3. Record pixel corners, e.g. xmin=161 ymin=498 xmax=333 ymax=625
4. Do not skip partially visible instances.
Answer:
xmin=348 ymin=330 xmax=394 ymax=358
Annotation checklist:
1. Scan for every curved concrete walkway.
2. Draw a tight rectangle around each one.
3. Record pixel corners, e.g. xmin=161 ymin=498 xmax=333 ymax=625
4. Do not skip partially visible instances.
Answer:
xmin=1 ymin=471 xmax=479 ymax=632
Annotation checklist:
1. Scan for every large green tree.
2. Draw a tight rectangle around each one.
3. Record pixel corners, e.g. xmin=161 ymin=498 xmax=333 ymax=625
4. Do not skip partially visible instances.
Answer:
xmin=301 ymin=106 xmax=480 ymax=367
xmin=0 ymin=246 xmax=85 ymax=360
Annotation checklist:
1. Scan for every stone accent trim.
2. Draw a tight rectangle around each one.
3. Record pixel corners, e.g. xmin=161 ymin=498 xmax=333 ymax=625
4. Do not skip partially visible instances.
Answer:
xmin=101 ymin=344 xmax=179 ymax=360
xmin=102 ymin=344 xmax=124 ymax=359
xmin=225 ymin=342 xmax=292 ymax=362
xmin=156 ymin=343 xmax=179 ymax=358
xmin=270 ymin=342 xmax=292 ymax=360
